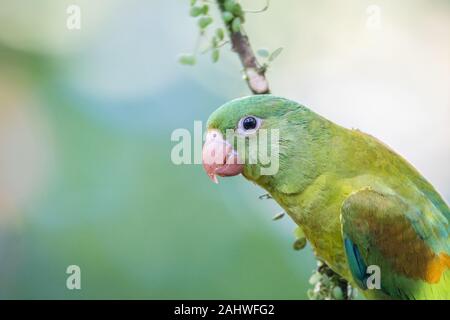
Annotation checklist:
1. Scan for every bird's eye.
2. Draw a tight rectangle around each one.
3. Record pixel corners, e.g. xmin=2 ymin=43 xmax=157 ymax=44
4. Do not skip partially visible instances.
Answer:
xmin=243 ymin=116 xmax=257 ymax=130
xmin=237 ymin=116 xmax=261 ymax=135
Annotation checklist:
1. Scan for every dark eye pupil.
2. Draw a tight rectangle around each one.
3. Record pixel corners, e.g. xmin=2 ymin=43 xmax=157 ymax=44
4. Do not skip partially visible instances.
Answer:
xmin=243 ymin=116 xmax=257 ymax=130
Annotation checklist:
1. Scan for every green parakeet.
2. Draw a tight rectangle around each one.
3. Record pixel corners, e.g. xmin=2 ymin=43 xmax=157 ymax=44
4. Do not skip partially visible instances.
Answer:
xmin=202 ymin=95 xmax=450 ymax=300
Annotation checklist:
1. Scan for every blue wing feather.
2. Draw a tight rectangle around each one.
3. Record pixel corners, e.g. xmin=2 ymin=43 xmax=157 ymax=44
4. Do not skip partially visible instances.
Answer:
xmin=343 ymin=236 xmax=367 ymax=289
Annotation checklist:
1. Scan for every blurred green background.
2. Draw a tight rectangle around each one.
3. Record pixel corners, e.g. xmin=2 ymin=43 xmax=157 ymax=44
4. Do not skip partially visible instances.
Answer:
xmin=0 ymin=0 xmax=448 ymax=299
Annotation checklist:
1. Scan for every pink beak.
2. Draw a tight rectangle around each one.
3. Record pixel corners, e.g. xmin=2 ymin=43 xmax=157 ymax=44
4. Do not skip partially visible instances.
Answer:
xmin=202 ymin=129 xmax=244 ymax=183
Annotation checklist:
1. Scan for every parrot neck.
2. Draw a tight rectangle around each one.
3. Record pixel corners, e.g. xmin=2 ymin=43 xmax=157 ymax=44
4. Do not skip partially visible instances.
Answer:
xmin=255 ymin=119 xmax=337 ymax=195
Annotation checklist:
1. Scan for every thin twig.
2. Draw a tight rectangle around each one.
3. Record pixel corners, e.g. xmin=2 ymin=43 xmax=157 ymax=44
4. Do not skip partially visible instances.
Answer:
xmin=201 ymin=40 xmax=230 ymax=54
xmin=244 ymin=0 xmax=270 ymax=13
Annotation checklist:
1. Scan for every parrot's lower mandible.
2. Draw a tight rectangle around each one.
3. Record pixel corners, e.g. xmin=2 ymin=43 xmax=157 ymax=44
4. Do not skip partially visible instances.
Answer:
xmin=202 ymin=95 xmax=450 ymax=300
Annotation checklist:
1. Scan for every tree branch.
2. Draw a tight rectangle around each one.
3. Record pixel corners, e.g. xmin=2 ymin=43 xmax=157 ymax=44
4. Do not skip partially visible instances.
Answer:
xmin=229 ymin=32 xmax=270 ymax=94
xmin=216 ymin=1 xmax=270 ymax=94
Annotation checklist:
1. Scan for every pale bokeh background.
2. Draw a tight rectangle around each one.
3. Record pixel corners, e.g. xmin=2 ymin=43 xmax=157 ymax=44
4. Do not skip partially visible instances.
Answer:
xmin=0 ymin=0 xmax=448 ymax=298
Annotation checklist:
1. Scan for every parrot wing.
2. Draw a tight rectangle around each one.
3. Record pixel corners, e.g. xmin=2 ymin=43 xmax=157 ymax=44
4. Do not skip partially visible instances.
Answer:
xmin=340 ymin=188 xmax=450 ymax=299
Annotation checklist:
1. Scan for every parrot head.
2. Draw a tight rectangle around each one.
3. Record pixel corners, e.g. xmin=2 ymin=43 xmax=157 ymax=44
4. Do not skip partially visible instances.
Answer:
xmin=202 ymin=94 xmax=325 ymax=190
